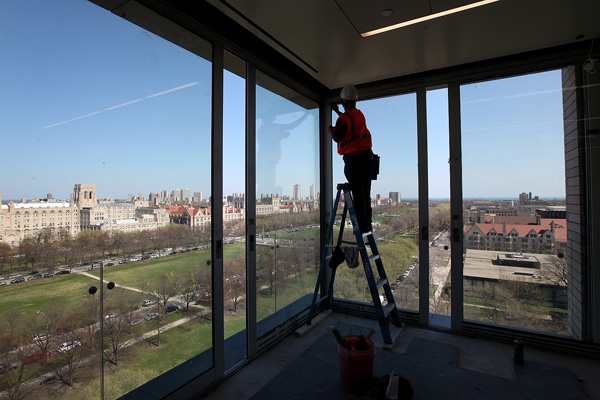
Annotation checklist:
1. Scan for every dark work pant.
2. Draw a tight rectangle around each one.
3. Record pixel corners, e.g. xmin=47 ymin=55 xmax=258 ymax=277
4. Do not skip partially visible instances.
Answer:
xmin=343 ymin=151 xmax=372 ymax=232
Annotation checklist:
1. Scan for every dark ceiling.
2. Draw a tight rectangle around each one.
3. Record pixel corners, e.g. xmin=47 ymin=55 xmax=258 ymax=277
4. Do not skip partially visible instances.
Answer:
xmin=208 ymin=0 xmax=600 ymax=89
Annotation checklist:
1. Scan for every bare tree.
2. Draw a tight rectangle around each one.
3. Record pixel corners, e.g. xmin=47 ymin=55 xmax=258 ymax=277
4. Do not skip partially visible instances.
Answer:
xmin=224 ymin=258 xmax=246 ymax=313
xmin=0 ymin=242 xmax=12 ymax=273
xmin=541 ymin=256 xmax=568 ymax=287
xmin=53 ymin=311 xmax=85 ymax=387
xmin=178 ymin=268 xmax=202 ymax=311
xmin=103 ymin=298 xmax=131 ymax=366
xmin=0 ymin=317 xmax=27 ymax=400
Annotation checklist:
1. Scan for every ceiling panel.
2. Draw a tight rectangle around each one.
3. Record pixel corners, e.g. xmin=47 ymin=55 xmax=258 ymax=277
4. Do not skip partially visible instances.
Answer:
xmin=210 ymin=0 xmax=600 ymax=90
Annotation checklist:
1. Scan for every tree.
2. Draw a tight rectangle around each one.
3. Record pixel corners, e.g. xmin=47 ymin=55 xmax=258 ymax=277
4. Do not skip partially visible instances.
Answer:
xmin=103 ymin=296 xmax=132 ymax=366
xmin=541 ymin=256 xmax=568 ymax=287
xmin=0 ymin=242 xmax=12 ymax=273
xmin=224 ymin=258 xmax=246 ymax=313
xmin=53 ymin=310 xmax=85 ymax=387
xmin=0 ymin=317 xmax=27 ymax=400
xmin=178 ymin=268 xmax=202 ymax=311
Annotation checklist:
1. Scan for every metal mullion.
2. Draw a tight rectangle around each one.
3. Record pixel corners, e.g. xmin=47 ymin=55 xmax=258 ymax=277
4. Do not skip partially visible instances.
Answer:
xmin=320 ymin=101 xmax=333 ymax=301
xmin=417 ymin=87 xmax=430 ymax=326
xmin=448 ymin=82 xmax=464 ymax=332
xmin=246 ymin=62 xmax=257 ymax=357
xmin=211 ymin=42 xmax=225 ymax=376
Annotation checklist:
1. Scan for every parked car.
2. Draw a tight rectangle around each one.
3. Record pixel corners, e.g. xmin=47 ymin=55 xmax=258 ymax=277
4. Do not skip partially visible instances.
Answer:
xmin=25 ymin=351 xmax=51 ymax=364
xmin=165 ymin=305 xmax=179 ymax=314
xmin=33 ymin=333 xmax=50 ymax=344
xmin=55 ymin=270 xmax=70 ymax=276
xmin=10 ymin=277 xmax=25 ymax=284
xmin=142 ymin=299 xmax=157 ymax=307
xmin=104 ymin=262 xmax=114 ymax=267
xmin=91 ymin=263 xmax=101 ymax=270
xmin=0 ymin=363 xmax=17 ymax=373
xmin=57 ymin=341 xmax=81 ymax=353
xmin=42 ymin=271 xmax=55 ymax=278
xmin=119 ymin=259 xmax=129 ymax=264
xmin=144 ymin=312 xmax=159 ymax=321
xmin=28 ymin=273 xmax=42 ymax=280
xmin=0 ymin=281 xmax=6 ymax=286
xmin=131 ymin=318 xmax=144 ymax=326
xmin=142 ymin=255 xmax=151 ymax=260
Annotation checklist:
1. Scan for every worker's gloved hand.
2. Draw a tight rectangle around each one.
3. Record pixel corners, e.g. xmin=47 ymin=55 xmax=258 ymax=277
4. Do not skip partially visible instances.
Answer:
xmin=329 ymin=246 xmax=345 ymax=269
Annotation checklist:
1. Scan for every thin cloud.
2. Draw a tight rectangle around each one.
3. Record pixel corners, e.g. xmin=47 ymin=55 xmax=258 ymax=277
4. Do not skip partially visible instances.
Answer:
xmin=43 ymin=81 xmax=199 ymax=129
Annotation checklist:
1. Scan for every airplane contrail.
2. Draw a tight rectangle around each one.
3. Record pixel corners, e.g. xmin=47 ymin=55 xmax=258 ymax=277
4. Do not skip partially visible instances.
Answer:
xmin=43 ymin=81 xmax=199 ymax=129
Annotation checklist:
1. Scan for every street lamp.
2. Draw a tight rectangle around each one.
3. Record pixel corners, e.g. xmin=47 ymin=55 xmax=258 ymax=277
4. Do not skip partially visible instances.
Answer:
xmin=271 ymin=241 xmax=279 ymax=312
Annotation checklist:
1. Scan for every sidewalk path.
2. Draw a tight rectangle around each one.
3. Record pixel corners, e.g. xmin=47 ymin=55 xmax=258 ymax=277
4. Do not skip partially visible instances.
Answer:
xmin=76 ymin=271 xmax=144 ymax=294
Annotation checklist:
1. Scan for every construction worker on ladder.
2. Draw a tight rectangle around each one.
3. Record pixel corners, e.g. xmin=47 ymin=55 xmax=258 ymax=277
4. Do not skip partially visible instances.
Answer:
xmin=329 ymin=84 xmax=374 ymax=233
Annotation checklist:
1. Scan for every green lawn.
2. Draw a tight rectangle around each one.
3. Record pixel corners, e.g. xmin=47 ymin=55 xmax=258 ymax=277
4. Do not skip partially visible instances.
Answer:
xmin=0 ymin=274 xmax=97 ymax=321
xmin=89 ymin=251 xmax=212 ymax=289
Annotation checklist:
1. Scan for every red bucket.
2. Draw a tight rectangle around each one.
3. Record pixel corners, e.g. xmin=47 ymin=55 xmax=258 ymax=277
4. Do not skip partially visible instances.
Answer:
xmin=338 ymin=335 xmax=375 ymax=394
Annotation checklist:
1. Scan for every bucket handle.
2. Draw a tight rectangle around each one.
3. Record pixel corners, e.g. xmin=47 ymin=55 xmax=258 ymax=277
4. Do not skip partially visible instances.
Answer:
xmin=348 ymin=324 xmax=365 ymax=338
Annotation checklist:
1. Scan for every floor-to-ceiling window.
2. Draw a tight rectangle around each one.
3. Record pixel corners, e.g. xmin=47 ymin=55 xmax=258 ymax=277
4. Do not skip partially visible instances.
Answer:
xmin=0 ymin=1 xmax=213 ymax=399
xmin=331 ymin=94 xmax=420 ymax=313
xmin=460 ymin=70 xmax=569 ymax=336
xmin=222 ymin=51 xmax=247 ymax=369
xmin=255 ymin=71 xmax=320 ymax=337
xmin=427 ymin=88 xmax=452 ymax=324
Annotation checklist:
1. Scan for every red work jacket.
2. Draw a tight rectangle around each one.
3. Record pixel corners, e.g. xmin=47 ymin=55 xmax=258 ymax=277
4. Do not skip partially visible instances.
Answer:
xmin=334 ymin=109 xmax=372 ymax=156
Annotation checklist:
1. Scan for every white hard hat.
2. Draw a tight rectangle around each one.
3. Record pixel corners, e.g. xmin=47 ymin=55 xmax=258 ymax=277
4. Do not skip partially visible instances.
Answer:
xmin=340 ymin=84 xmax=358 ymax=101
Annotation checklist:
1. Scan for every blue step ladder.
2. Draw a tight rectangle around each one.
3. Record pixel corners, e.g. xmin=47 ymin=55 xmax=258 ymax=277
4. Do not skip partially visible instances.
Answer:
xmin=308 ymin=183 xmax=403 ymax=346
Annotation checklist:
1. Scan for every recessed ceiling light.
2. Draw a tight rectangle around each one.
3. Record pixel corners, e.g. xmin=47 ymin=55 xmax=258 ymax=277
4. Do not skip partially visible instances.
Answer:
xmin=382 ymin=9 xmax=393 ymax=17
xmin=362 ymin=0 xmax=500 ymax=37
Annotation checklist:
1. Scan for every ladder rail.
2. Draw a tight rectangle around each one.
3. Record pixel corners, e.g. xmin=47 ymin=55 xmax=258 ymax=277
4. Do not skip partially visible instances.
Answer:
xmin=307 ymin=187 xmax=343 ymax=324
xmin=308 ymin=183 xmax=403 ymax=345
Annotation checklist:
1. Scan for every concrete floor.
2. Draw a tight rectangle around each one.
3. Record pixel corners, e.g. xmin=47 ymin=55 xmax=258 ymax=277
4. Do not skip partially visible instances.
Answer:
xmin=201 ymin=313 xmax=600 ymax=399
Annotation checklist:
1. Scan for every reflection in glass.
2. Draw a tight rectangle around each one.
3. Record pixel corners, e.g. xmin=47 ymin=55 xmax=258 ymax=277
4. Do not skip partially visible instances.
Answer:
xmin=460 ymin=71 xmax=568 ymax=336
xmin=255 ymin=71 xmax=320 ymax=336
xmin=331 ymin=94 xmax=420 ymax=312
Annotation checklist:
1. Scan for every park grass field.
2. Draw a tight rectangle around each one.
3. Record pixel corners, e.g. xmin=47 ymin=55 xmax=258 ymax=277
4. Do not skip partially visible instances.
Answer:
xmin=0 ymin=273 xmax=98 ymax=321
xmin=89 ymin=250 xmax=213 ymax=289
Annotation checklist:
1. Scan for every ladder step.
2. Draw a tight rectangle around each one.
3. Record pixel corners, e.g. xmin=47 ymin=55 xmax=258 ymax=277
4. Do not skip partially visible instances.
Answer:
xmin=375 ymin=278 xmax=387 ymax=290
xmin=368 ymin=254 xmax=380 ymax=263
xmin=383 ymin=303 xmax=396 ymax=317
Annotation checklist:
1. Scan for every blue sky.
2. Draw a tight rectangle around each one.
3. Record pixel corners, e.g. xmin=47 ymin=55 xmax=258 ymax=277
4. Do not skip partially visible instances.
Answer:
xmin=1 ymin=0 xmax=566 ymax=201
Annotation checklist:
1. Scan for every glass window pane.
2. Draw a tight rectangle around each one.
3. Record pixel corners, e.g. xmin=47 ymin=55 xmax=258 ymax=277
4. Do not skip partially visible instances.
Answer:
xmin=223 ymin=51 xmax=246 ymax=369
xmin=0 ymin=1 xmax=213 ymax=398
xmin=331 ymin=93 xmax=420 ymax=313
xmin=427 ymin=88 xmax=452 ymax=322
xmin=460 ymin=71 xmax=569 ymax=336
xmin=255 ymin=71 xmax=319 ymax=337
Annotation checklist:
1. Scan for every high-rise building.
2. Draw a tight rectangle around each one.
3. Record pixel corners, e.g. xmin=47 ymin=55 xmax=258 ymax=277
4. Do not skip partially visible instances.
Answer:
xmin=310 ymin=184 xmax=317 ymax=200
xmin=293 ymin=184 xmax=301 ymax=200
xmin=389 ymin=191 xmax=401 ymax=204
xmin=182 ymin=188 xmax=191 ymax=201
xmin=193 ymin=191 xmax=203 ymax=202
xmin=171 ymin=189 xmax=182 ymax=201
